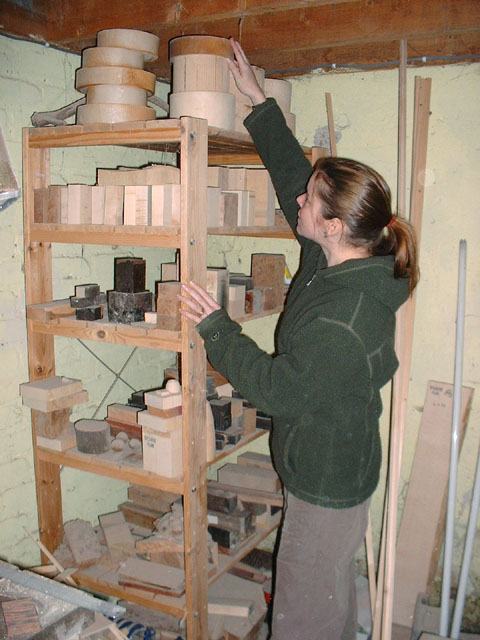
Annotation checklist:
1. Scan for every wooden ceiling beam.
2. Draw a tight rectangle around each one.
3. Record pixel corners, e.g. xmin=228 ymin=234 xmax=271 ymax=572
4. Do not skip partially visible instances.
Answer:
xmin=0 ymin=0 xmax=478 ymax=78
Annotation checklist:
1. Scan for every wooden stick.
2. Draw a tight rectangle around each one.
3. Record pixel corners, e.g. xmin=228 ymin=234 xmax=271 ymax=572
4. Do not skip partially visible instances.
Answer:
xmin=365 ymin=511 xmax=377 ymax=621
xmin=380 ymin=75 xmax=432 ymax=640
xmin=371 ymin=490 xmax=388 ymax=640
xmin=325 ymin=93 xmax=337 ymax=156
xmin=397 ymin=40 xmax=408 ymax=218
xmin=23 ymin=526 xmax=77 ymax=587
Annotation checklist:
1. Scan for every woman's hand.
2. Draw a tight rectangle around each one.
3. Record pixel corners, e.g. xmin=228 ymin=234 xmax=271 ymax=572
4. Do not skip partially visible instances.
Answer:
xmin=227 ymin=38 xmax=267 ymax=106
xmin=178 ymin=282 xmax=221 ymax=326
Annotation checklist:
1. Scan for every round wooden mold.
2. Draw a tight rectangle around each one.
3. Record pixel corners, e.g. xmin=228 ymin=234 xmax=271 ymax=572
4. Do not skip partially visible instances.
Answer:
xmin=87 ymin=84 xmax=148 ymax=106
xmin=171 ymin=53 xmax=231 ymax=93
xmin=169 ymin=35 xmax=233 ymax=60
xmin=82 ymin=46 xmax=145 ymax=69
xmin=76 ymin=103 xmax=156 ymax=124
xmin=76 ymin=66 xmax=156 ymax=94
xmin=169 ymin=90 xmax=235 ymax=130
xmin=264 ymin=77 xmax=292 ymax=113
xmin=97 ymin=28 xmax=159 ymax=62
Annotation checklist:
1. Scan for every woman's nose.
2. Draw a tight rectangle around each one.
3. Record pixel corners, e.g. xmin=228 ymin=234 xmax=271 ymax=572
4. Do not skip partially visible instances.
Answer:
xmin=297 ymin=193 xmax=305 ymax=206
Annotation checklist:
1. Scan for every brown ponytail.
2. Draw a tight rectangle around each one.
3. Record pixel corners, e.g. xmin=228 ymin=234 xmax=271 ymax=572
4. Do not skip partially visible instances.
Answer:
xmin=312 ymin=157 xmax=420 ymax=295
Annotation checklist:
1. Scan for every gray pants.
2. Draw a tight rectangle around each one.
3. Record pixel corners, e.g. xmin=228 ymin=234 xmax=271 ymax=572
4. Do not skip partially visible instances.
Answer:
xmin=271 ymin=491 xmax=369 ymax=640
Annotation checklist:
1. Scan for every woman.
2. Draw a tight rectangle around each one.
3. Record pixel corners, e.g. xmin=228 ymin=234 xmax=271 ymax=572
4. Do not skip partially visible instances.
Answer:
xmin=179 ymin=39 xmax=419 ymax=640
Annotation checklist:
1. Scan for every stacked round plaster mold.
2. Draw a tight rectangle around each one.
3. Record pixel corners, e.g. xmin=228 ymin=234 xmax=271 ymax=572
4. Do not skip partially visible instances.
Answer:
xmin=168 ymin=35 xmax=235 ymax=130
xmin=75 ymin=28 xmax=159 ymax=124
xmin=264 ymin=77 xmax=296 ymax=135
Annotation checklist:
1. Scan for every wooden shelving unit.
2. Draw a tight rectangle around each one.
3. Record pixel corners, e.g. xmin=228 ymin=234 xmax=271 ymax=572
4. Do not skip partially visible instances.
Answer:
xmin=22 ymin=117 xmax=293 ymax=639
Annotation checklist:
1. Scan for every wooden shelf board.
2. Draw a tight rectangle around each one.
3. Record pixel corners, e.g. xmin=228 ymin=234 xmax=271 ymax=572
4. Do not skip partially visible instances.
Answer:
xmin=37 ymin=445 xmax=185 ymax=493
xmin=72 ymin=515 xmax=281 ymax=618
xmin=208 ymin=226 xmax=294 ymax=239
xmin=73 ymin=565 xmax=187 ymax=618
xmin=30 ymin=318 xmax=182 ymax=351
xmin=208 ymin=512 xmax=282 ymax=586
xmin=235 ymin=306 xmax=284 ymax=324
xmin=209 ymin=429 xmax=268 ymax=466
xmin=30 ymin=223 xmax=181 ymax=248
xmin=27 ymin=121 xmax=183 ymax=150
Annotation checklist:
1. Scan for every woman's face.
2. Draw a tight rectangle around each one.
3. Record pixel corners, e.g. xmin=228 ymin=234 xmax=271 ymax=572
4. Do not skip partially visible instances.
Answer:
xmin=296 ymin=173 xmax=327 ymax=242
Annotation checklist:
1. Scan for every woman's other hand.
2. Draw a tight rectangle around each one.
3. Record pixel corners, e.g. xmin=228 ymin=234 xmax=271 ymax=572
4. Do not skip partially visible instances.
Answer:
xmin=178 ymin=282 xmax=221 ymax=326
xmin=227 ymin=38 xmax=267 ymax=106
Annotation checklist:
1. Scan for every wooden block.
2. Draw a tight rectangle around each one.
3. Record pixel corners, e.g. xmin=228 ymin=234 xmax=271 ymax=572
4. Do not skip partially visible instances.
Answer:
xmin=91 ymin=185 xmax=105 ymax=224
xmin=1 ymin=599 xmax=41 ymax=636
xmin=246 ymin=169 xmax=276 ymax=226
xmin=218 ymin=463 xmax=281 ymax=493
xmin=68 ymin=184 xmax=92 ymax=224
xmin=138 ymin=410 xmax=182 ymax=430
xmin=156 ymin=281 xmax=181 ymax=320
xmin=114 ymin=257 xmax=146 ymax=293
xmin=156 ymin=314 xmax=181 ymax=331
xmin=227 ymin=167 xmax=247 ymax=190
xmin=118 ymin=556 xmax=185 ymax=594
xmin=393 ymin=381 xmax=474 ymax=627
xmin=171 ymin=53 xmax=230 ymax=93
xmin=221 ymin=191 xmax=239 ymax=227
xmin=144 ymin=311 xmax=157 ymax=323
xmin=208 ymin=166 xmax=229 ymax=190
xmin=74 ymin=419 xmax=110 ymax=454
xmin=20 ymin=375 xmax=82 ymax=403
xmin=123 ymin=185 xmax=149 ymax=225
xmin=208 ymin=597 xmax=254 ymax=618
xmin=207 ymin=486 xmax=238 ymax=514
xmin=107 ymin=403 xmax=140 ymax=424
xmin=241 ymin=406 xmax=257 ymax=435
xmin=207 ymin=267 xmax=229 ymax=307
xmin=99 ymin=510 xmax=136 ymax=564
xmin=207 ymin=186 xmax=222 ymax=227
xmin=49 ymin=185 xmax=68 ymax=223
xmin=142 ymin=416 xmax=183 ymax=477
xmin=32 ymin=407 xmax=70 ymax=439
xmin=228 ymin=284 xmax=246 ymax=319
xmin=22 ymin=388 xmax=88 ymax=412
xmin=210 ymin=397 xmax=232 ymax=431
xmin=251 ymin=253 xmax=285 ymax=308
xmin=127 ymin=485 xmax=181 ymax=512
xmin=151 ymin=183 xmax=181 ymax=226
xmin=148 ymin=404 xmax=182 ymax=419
xmin=169 ymin=90 xmax=235 ymax=130
xmin=27 ymin=298 xmax=75 ymax=322
xmin=103 ymin=185 xmax=123 ymax=225
xmin=36 ymin=424 xmax=77 ymax=451
xmin=237 ymin=451 xmax=274 ymax=471
xmin=105 ymin=417 xmax=142 ymax=440
xmin=207 ymin=508 xmax=253 ymax=536
xmin=97 ymin=164 xmax=180 ymax=186
xmin=143 ymin=389 xmax=182 ymax=411
xmin=118 ymin=501 xmax=167 ymax=529
xmin=244 ymin=289 xmax=263 ymax=315
xmin=64 ymin=519 xmax=103 ymax=567
xmin=161 ymin=262 xmax=179 ymax=281
xmin=222 ymin=190 xmax=252 ymax=227
xmin=34 ymin=187 xmax=48 ymax=222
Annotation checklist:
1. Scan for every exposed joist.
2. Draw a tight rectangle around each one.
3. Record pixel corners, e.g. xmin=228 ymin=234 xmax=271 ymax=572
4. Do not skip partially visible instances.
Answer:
xmin=0 ymin=0 xmax=478 ymax=78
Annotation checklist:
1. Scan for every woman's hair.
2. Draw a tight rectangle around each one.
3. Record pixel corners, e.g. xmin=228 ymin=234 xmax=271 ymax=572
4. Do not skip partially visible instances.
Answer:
xmin=312 ymin=156 xmax=419 ymax=295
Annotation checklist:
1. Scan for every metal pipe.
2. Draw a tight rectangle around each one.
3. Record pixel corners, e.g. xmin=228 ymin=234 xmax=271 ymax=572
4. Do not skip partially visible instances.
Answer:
xmin=0 ymin=560 xmax=125 ymax=619
xmin=451 ymin=436 xmax=480 ymax=639
xmin=439 ymin=239 xmax=467 ymax=636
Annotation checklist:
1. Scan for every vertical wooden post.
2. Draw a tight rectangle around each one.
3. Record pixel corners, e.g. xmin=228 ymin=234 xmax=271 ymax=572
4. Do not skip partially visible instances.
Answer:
xmin=325 ymin=93 xmax=337 ymax=156
xmin=379 ymin=75 xmax=432 ymax=639
xmin=22 ymin=128 xmax=63 ymax=557
xmin=180 ymin=116 xmax=208 ymax=640
xmin=397 ymin=40 xmax=408 ymax=218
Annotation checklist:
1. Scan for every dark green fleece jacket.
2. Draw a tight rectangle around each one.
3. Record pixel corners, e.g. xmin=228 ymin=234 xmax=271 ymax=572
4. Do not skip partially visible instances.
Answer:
xmin=198 ymin=98 xmax=409 ymax=508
